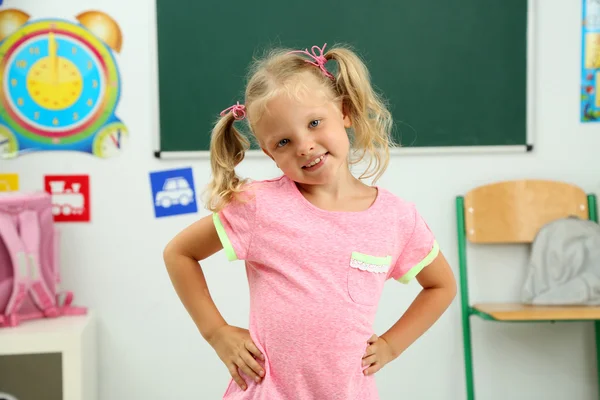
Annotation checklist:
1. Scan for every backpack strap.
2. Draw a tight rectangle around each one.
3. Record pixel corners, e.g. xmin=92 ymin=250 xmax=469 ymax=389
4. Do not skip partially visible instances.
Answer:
xmin=18 ymin=212 xmax=86 ymax=319
xmin=0 ymin=212 xmax=29 ymax=327
xmin=18 ymin=210 xmax=59 ymax=318
xmin=54 ymin=227 xmax=61 ymax=284
xmin=56 ymin=291 xmax=87 ymax=316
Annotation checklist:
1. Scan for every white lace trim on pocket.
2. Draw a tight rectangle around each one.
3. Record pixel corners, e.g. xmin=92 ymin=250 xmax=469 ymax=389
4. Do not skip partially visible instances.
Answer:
xmin=349 ymin=258 xmax=390 ymax=274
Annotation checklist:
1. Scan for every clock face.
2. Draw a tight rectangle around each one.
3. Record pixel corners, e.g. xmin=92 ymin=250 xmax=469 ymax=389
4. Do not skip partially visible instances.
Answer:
xmin=0 ymin=124 xmax=18 ymax=158
xmin=92 ymin=121 xmax=128 ymax=158
xmin=0 ymin=20 xmax=120 ymax=146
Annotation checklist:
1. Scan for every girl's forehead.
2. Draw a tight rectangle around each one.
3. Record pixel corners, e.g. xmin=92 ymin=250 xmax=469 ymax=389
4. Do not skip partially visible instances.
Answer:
xmin=253 ymin=94 xmax=330 ymax=143
xmin=249 ymin=73 xmax=337 ymax=134
xmin=257 ymin=91 xmax=334 ymax=132
xmin=271 ymin=89 xmax=330 ymax=111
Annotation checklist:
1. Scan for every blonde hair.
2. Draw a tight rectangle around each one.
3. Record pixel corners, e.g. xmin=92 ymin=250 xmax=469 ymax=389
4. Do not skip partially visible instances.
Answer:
xmin=205 ymin=43 xmax=395 ymax=212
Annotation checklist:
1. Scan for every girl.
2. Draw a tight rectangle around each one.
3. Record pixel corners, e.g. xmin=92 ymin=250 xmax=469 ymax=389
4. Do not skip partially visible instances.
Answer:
xmin=163 ymin=43 xmax=456 ymax=400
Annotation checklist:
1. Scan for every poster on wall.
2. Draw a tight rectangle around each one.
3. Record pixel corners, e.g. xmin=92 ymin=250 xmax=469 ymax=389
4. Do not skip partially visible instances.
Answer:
xmin=0 ymin=173 xmax=18 ymax=191
xmin=44 ymin=175 xmax=90 ymax=222
xmin=149 ymin=167 xmax=198 ymax=218
xmin=0 ymin=8 xmax=128 ymax=159
xmin=582 ymin=0 xmax=600 ymax=122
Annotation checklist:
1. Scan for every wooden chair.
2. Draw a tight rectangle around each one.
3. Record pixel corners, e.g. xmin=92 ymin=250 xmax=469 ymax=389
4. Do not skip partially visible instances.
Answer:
xmin=456 ymin=180 xmax=600 ymax=400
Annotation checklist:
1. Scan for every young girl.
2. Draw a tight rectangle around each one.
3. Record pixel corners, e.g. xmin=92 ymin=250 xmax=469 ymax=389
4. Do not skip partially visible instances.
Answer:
xmin=163 ymin=43 xmax=456 ymax=400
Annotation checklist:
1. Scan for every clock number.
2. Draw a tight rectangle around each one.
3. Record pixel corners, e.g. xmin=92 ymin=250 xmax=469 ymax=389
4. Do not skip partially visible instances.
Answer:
xmin=92 ymin=80 xmax=98 ymax=89
xmin=87 ymin=61 xmax=93 ymax=70
xmin=16 ymin=60 xmax=27 ymax=69
xmin=17 ymin=98 xmax=23 ymax=106
xmin=34 ymin=112 xmax=40 ymax=120
xmin=73 ymin=112 xmax=79 ymax=121
xmin=52 ymin=118 xmax=59 ymax=126
xmin=72 ymin=47 xmax=77 ymax=55
xmin=11 ymin=79 xmax=17 ymax=87
xmin=29 ymin=47 xmax=40 ymax=55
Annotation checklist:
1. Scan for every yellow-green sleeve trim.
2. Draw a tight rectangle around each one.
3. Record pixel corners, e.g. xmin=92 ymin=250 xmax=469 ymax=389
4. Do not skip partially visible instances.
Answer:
xmin=397 ymin=240 xmax=440 ymax=284
xmin=212 ymin=213 xmax=238 ymax=261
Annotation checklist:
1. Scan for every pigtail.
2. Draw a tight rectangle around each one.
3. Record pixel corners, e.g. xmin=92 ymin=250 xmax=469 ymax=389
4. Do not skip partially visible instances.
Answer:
xmin=326 ymin=47 xmax=395 ymax=182
xmin=205 ymin=112 xmax=251 ymax=212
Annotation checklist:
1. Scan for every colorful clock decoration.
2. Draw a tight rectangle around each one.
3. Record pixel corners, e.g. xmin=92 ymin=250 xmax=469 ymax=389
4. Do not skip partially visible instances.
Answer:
xmin=0 ymin=9 xmax=128 ymax=159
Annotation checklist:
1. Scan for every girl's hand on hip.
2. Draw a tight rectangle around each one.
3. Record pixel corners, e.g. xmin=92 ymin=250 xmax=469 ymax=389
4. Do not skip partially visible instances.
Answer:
xmin=362 ymin=334 xmax=395 ymax=375
xmin=209 ymin=325 xmax=265 ymax=390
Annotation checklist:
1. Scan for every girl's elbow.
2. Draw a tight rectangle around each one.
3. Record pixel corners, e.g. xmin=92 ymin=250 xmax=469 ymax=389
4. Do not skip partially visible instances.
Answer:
xmin=163 ymin=240 xmax=181 ymax=267
xmin=444 ymin=274 xmax=458 ymax=303
xmin=448 ymin=280 xmax=458 ymax=300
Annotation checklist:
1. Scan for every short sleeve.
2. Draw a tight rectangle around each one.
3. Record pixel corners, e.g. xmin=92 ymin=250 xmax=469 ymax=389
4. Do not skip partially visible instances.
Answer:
xmin=390 ymin=206 xmax=439 ymax=284
xmin=212 ymin=192 xmax=257 ymax=262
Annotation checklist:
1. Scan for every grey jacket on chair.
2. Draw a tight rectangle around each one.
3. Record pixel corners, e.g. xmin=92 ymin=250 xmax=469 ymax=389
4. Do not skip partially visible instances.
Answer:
xmin=522 ymin=216 xmax=600 ymax=305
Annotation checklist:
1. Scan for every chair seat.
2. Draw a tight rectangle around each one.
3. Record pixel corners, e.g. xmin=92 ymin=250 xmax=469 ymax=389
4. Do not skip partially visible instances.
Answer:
xmin=471 ymin=303 xmax=600 ymax=321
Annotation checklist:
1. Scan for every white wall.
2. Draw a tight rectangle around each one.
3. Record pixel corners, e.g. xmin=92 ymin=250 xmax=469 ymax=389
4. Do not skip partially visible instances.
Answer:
xmin=5 ymin=0 xmax=600 ymax=399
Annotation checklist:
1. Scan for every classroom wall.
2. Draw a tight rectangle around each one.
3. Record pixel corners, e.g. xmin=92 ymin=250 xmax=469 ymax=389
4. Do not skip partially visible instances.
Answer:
xmin=5 ymin=0 xmax=600 ymax=399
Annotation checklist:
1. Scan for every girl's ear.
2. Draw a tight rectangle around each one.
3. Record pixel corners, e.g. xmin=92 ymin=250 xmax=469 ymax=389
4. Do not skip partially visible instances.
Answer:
xmin=342 ymin=101 xmax=352 ymax=128
xmin=343 ymin=113 xmax=352 ymax=128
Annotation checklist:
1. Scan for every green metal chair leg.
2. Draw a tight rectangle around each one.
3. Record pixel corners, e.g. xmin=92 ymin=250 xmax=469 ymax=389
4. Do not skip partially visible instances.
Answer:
xmin=457 ymin=197 xmax=476 ymax=399
xmin=463 ymin=312 xmax=475 ymax=400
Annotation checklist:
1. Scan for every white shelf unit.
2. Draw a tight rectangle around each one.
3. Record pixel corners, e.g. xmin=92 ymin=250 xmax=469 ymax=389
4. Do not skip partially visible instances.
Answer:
xmin=0 ymin=314 xmax=97 ymax=400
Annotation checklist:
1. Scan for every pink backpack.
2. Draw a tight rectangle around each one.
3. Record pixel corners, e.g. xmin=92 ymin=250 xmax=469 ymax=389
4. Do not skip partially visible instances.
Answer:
xmin=0 ymin=191 xmax=86 ymax=327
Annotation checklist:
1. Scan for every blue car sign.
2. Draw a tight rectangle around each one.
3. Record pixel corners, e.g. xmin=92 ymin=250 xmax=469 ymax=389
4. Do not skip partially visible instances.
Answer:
xmin=149 ymin=167 xmax=198 ymax=218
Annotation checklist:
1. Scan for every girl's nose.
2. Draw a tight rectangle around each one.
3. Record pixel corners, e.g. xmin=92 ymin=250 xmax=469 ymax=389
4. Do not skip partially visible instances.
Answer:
xmin=297 ymin=138 xmax=315 ymax=157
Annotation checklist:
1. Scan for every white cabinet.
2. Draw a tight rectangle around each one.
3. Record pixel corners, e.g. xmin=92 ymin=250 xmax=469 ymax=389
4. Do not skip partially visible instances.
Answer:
xmin=0 ymin=314 xmax=96 ymax=400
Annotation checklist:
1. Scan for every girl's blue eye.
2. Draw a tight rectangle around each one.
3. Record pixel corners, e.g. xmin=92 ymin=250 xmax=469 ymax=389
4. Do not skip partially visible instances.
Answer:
xmin=277 ymin=138 xmax=290 ymax=148
xmin=309 ymin=120 xmax=320 ymax=128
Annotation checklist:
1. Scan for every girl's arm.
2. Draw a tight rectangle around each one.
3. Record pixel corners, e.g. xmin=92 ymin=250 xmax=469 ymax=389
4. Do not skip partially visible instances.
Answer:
xmin=383 ymin=251 xmax=456 ymax=353
xmin=163 ymin=215 xmax=265 ymax=390
xmin=163 ymin=214 xmax=227 ymax=341
xmin=363 ymin=252 xmax=457 ymax=374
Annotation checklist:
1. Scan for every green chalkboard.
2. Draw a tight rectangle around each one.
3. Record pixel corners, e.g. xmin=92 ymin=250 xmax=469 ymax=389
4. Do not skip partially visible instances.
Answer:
xmin=154 ymin=1 xmax=530 ymax=157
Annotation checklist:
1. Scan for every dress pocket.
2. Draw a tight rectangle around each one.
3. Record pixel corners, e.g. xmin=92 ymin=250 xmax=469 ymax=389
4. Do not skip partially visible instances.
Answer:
xmin=347 ymin=252 xmax=392 ymax=306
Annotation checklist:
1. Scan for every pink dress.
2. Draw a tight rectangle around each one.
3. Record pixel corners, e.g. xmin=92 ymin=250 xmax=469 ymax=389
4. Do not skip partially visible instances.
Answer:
xmin=213 ymin=175 xmax=439 ymax=400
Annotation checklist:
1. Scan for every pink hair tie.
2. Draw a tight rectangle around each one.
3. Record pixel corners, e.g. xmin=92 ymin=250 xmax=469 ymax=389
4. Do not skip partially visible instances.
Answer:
xmin=287 ymin=43 xmax=335 ymax=80
xmin=220 ymin=101 xmax=246 ymax=120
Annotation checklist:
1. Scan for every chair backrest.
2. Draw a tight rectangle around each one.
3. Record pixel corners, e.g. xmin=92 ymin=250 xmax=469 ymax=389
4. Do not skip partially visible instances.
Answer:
xmin=464 ymin=180 xmax=589 ymax=244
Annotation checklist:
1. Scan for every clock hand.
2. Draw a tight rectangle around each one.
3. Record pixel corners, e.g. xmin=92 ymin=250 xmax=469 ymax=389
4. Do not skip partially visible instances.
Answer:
xmin=110 ymin=129 xmax=121 ymax=148
xmin=48 ymin=32 xmax=58 ymax=85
